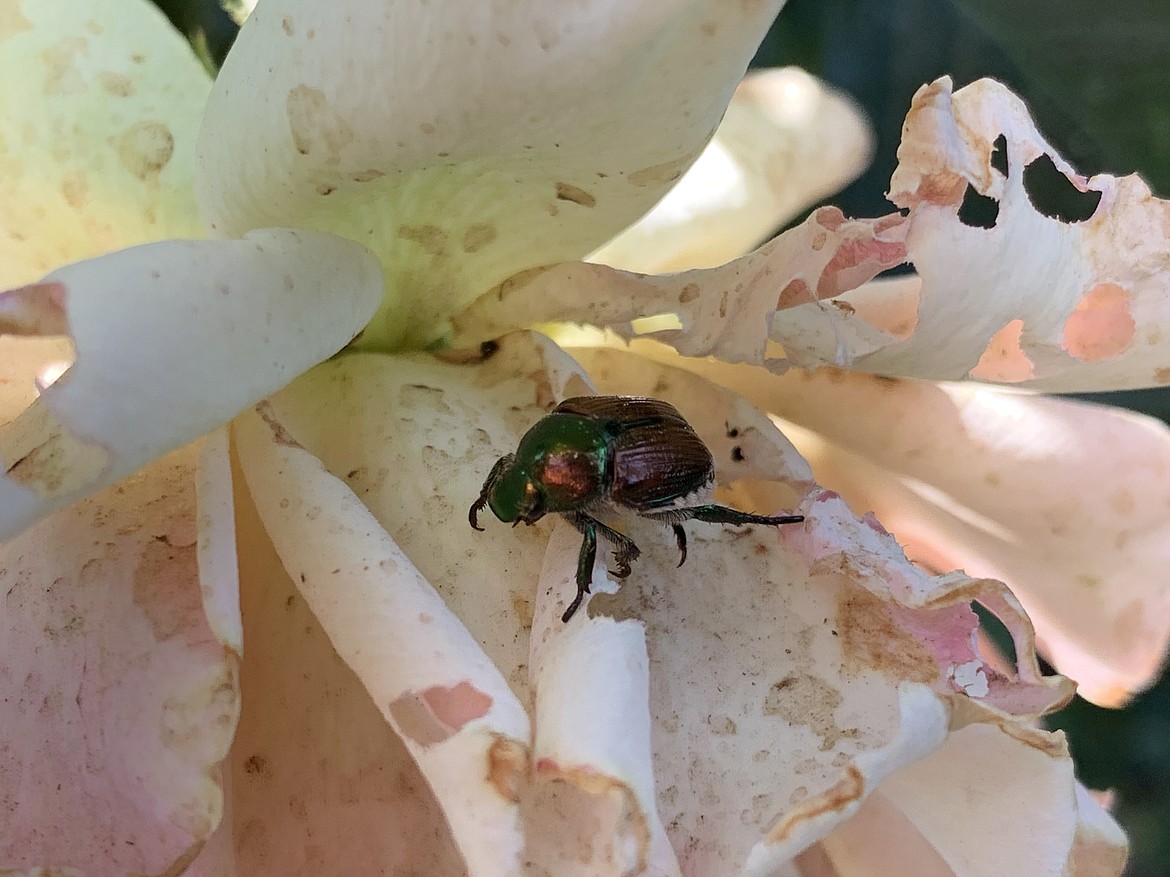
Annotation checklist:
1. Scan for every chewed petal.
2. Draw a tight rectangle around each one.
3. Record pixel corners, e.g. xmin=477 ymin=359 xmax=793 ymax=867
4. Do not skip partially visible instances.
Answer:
xmin=678 ymin=360 xmax=1170 ymax=706
xmin=531 ymin=349 xmax=1070 ymax=874
xmin=877 ymin=77 xmax=1170 ymax=390
xmin=452 ymin=207 xmax=908 ymax=363
xmin=0 ymin=0 xmax=209 ymax=287
xmin=0 ymin=441 xmax=239 ymax=874
xmin=0 ymin=229 xmax=383 ymax=540
xmin=589 ymin=67 xmax=873 ymax=274
xmin=197 ymin=0 xmax=784 ymax=348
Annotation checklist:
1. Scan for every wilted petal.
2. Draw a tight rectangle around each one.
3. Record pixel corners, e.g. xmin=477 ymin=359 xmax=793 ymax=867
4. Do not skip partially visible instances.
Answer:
xmin=200 ymin=455 xmax=467 ymax=875
xmin=0 ymin=229 xmax=382 ymax=539
xmin=453 ymin=208 xmax=907 ymax=363
xmin=589 ymin=67 xmax=873 ymax=274
xmin=197 ymin=0 xmax=785 ymax=348
xmin=0 ymin=0 xmax=209 ymax=287
xmin=0 ymin=440 xmax=239 ymax=875
xmin=233 ymin=400 xmax=532 ymax=876
xmin=665 ymin=359 xmax=1170 ymax=706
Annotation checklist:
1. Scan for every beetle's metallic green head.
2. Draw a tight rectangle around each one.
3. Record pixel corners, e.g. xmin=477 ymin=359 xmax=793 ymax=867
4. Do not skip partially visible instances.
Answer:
xmin=488 ymin=460 xmax=545 ymax=525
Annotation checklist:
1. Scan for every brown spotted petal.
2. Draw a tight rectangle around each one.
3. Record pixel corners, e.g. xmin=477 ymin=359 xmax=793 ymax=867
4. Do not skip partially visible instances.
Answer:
xmin=0 ymin=229 xmax=383 ymax=540
xmin=198 ymin=0 xmax=787 ymax=349
xmin=0 ymin=436 xmax=240 ymax=875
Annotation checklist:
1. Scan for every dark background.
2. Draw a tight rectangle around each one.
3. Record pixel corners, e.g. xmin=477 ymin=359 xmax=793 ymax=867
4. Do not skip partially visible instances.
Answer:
xmin=158 ymin=1 xmax=1170 ymax=872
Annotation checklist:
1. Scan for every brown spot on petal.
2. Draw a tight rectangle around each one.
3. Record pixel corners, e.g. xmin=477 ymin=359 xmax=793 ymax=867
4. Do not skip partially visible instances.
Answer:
xmin=764 ymin=766 xmax=864 ymax=844
xmin=462 ymin=224 xmax=497 ymax=253
xmin=281 ymin=16 xmax=295 ymax=35
xmin=98 ymin=71 xmax=134 ymax=97
xmin=628 ymin=154 xmax=693 ymax=187
xmin=286 ymin=84 xmax=354 ymax=158
xmin=678 ymin=283 xmax=700 ymax=304
xmin=1061 ymin=282 xmax=1136 ymax=362
xmin=813 ymin=206 xmax=847 ymax=231
xmin=837 ymin=590 xmax=937 ymax=684
xmin=398 ymin=224 xmax=448 ymax=256
xmin=350 ymin=169 xmax=385 ymax=183
xmin=42 ymin=36 xmax=86 ymax=95
xmin=763 ymin=674 xmax=856 ymax=751
xmin=133 ymin=535 xmax=199 ymax=642
xmin=115 ymin=121 xmax=174 ymax=181
xmin=0 ymin=3 xmax=32 ymax=39
xmin=554 ymin=182 xmax=596 ymax=207
xmin=486 ymin=734 xmax=528 ymax=803
xmin=254 ymin=401 xmax=301 ymax=448
xmin=389 ymin=682 xmax=492 ymax=747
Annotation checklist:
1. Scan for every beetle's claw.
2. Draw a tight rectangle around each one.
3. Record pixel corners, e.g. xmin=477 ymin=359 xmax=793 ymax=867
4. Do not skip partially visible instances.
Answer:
xmin=468 ymin=499 xmax=486 ymax=531
xmin=672 ymin=523 xmax=687 ymax=567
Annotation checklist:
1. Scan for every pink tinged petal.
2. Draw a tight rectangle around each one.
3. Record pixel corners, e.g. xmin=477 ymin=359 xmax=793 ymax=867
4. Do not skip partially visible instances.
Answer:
xmin=0 ymin=229 xmax=383 ymax=540
xmin=708 ymin=362 xmax=1170 ymax=705
xmin=0 ymin=0 xmax=210 ymax=287
xmin=875 ymin=77 xmax=1170 ymax=390
xmin=555 ymin=349 xmax=1071 ymax=874
xmin=589 ymin=67 xmax=874 ymax=274
xmin=453 ymin=207 xmax=908 ymax=365
xmin=202 ymin=458 xmax=466 ymax=876
xmin=232 ymin=400 xmax=531 ymax=877
xmin=0 ymin=441 xmax=239 ymax=876
xmin=260 ymin=332 xmax=593 ymax=701
xmin=197 ymin=0 xmax=785 ymax=348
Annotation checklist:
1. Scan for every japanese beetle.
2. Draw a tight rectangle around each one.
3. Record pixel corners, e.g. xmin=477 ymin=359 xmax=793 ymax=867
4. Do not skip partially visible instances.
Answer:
xmin=469 ymin=395 xmax=804 ymax=622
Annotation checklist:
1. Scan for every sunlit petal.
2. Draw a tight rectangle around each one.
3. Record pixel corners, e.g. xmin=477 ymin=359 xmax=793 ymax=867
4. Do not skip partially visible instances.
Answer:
xmin=590 ymin=67 xmax=873 ymax=273
xmin=0 ymin=0 xmax=209 ymax=287
xmin=197 ymin=0 xmax=786 ymax=348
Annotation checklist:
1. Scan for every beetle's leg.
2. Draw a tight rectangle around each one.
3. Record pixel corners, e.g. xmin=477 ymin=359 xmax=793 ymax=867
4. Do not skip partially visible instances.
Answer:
xmin=675 ymin=505 xmax=805 ymax=527
xmin=468 ymin=454 xmax=514 ymax=530
xmin=563 ymin=519 xmax=597 ymax=623
xmin=671 ymin=523 xmax=687 ymax=567
xmin=567 ymin=512 xmax=640 ymax=579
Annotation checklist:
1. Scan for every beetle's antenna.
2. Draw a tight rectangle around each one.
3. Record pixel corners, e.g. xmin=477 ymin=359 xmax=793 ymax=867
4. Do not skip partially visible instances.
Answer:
xmin=468 ymin=454 xmax=514 ymax=530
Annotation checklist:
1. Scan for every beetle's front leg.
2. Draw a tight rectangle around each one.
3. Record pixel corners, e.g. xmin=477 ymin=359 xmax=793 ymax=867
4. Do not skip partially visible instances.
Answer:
xmin=566 ymin=513 xmax=640 ymax=579
xmin=562 ymin=518 xmax=597 ymax=623
xmin=468 ymin=454 xmax=514 ymax=530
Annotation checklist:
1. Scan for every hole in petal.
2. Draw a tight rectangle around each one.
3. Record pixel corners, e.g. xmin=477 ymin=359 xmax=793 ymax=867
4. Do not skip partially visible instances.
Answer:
xmin=989 ymin=133 xmax=1009 ymax=178
xmin=630 ymin=313 xmax=683 ymax=335
xmin=1023 ymin=154 xmax=1101 ymax=222
xmin=956 ymin=184 xmax=1000 ymax=229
